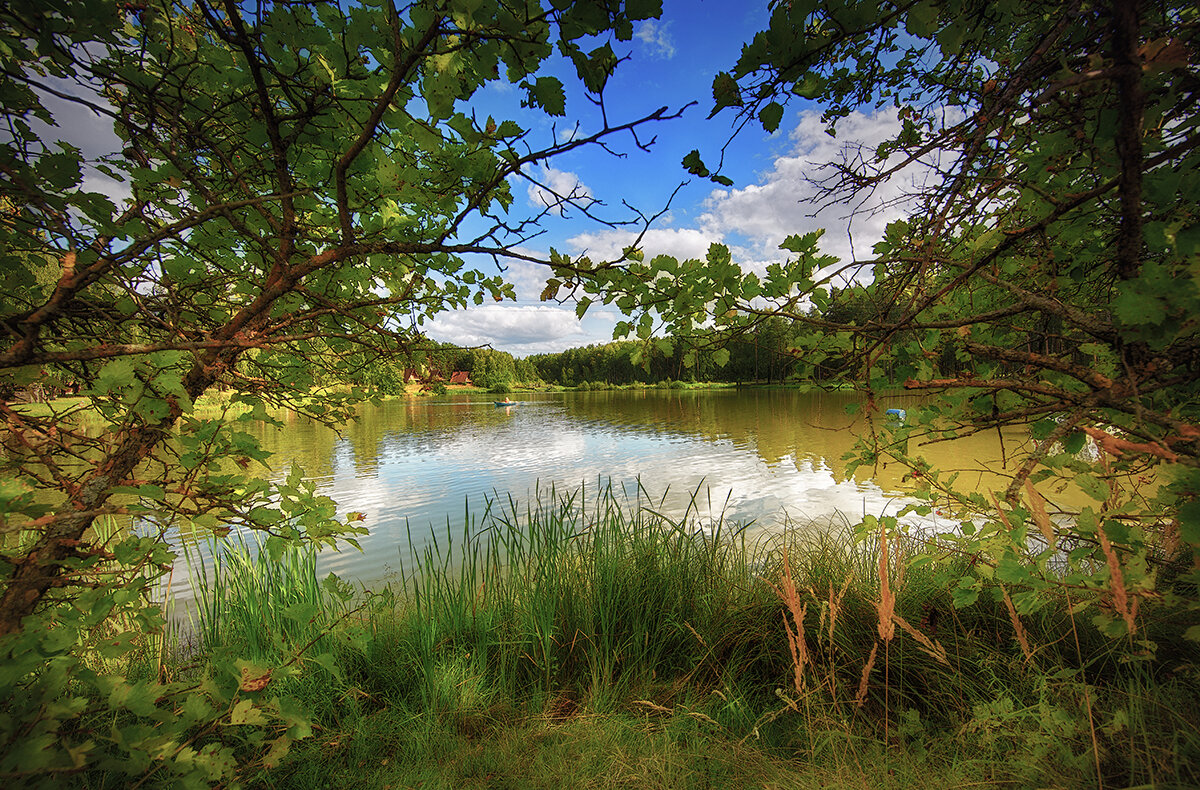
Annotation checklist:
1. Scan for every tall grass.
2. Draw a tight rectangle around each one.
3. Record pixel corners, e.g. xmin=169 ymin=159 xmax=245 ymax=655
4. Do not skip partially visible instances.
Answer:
xmin=185 ymin=536 xmax=350 ymax=664
xmin=169 ymin=485 xmax=1200 ymax=788
xmin=371 ymin=482 xmax=768 ymax=712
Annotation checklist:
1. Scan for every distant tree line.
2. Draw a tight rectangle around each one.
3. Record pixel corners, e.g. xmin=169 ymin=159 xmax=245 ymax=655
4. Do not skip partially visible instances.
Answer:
xmin=346 ymin=342 xmax=541 ymax=394
xmin=528 ymin=286 xmax=933 ymax=388
xmin=345 ymin=279 xmax=1070 ymax=394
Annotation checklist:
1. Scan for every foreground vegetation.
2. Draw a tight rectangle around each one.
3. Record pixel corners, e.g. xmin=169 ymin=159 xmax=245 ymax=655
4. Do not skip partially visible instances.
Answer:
xmin=81 ymin=488 xmax=1198 ymax=788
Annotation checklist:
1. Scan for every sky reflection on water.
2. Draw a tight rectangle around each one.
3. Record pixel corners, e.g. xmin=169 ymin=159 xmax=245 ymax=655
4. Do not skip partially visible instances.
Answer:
xmin=156 ymin=389 xmax=1006 ymax=601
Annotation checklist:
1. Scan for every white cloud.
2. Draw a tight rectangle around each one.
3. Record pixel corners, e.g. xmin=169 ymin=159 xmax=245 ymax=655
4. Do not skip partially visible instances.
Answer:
xmin=424 ymin=304 xmax=589 ymax=354
xmin=526 ymin=165 xmax=595 ymax=217
xmin=699 ymin=107 xmax=923 ymax=265
xmin=635 ymin=20 xmax=676 ymax=59
xmin=560 ymin=108 xmax=931 ymax=281
xmin=557 ymin=125 xmax=581 ymax=145
xmin=440 ymin=109 xmax=946 ymax=354
xmin=567 ymin=226 xmax=717 ymax=263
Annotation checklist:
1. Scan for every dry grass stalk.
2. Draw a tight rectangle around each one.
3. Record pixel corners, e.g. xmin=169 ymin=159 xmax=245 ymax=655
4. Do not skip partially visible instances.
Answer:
xmin=891 ymin=612 xmax=950 ymax=665
xmin=875 ymin=522 xmax=896 ymax=642
xmin=1024 ymin=480 xmax=1057 ymax=549
xmin=685 ymin=710 xmax=720 ymax=726
xmin=893 ymin=537 xmax=906 ymax=592
xmin=633 ymin=699 xmax=672 ymax=714
xmin=828 ymin=573 xmax=852 ymax=644
xmin=1000 ymin=586 xmax=1034 ymax=661
xmin=1096 ymin=525 xmax=1137 ymax=635
xmin=990 ymin=493 xmax=1015 ymax=533
xmin=1161 ymin=518 xmax=1181 ymax=557
xmin=770 ymin=546 xmax=809 ymax=695
xmin=855 ymin=641 xmax=879 ymax=708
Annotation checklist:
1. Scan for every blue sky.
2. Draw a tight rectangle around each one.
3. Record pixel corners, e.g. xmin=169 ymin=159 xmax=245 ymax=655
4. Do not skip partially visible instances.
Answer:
xmin=428 ymin=0 xmax=916 ymax=356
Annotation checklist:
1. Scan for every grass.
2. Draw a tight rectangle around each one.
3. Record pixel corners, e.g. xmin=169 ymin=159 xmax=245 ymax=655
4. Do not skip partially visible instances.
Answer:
xmin=185 ymin=536 xmax=353 ymax=665
xmin=141 ymin=484 xmax=1200 ymax=789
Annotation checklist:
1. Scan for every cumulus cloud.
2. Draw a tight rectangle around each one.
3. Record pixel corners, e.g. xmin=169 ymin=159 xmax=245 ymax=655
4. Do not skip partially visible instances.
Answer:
xmin=559 ymin=108 xmax=932 ymax=279
xmin=567 ymin=226 xmax=717 ymax=263
xmin=441 ymin=109 xmax=943 ymax=354
xmin=635 ymin=20 xmax=676 ymax=59
xmin=424 ymin=305 xmax=589 ymax=354
xmin=526 ymin=165 xmax=595 ymax=217
xmin=699 ymin=107 xmax=925 ymax=265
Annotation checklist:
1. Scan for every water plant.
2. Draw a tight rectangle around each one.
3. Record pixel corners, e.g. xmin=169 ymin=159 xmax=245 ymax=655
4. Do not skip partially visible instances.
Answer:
xmin=185 ymin=535 xmax=355 ymax=665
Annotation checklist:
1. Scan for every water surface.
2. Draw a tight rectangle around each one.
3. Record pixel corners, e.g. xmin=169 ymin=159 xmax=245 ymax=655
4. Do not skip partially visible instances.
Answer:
xmin=205 ymin=388 xmax=1034 ymax=594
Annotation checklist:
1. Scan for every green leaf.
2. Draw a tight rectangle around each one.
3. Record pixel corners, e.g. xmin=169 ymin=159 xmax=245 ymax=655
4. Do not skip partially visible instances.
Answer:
xmin=780 ymin=233 xmax=817 ymax=254
xmin=230 ymin=699 xmax=267 ymax=726
xmin=1178 ymin=501 xmax=1200 ymax=545
xmin=906 ymin=1 xmax=939 ymax=37
xmin=495 ymin=120 xmax=523 ymax=137
xmin=1076 ymin=474 xmax=1110 ymax=501
xmin=1062 ymin=432 xmax=1086 ymax=455
xmin=625 ymin=0 xmax=663 ymax=21
xmin=951 ymin=577 xmax=979 ymax=608
xmin=790 ymin=72 xmax=826 ymax=100
xmin=525 ymin=76 xmax=565 ymax=116
xmin=682 ymin=150 xmax=710 ymax=177
xmin=572 ymin=43 xmax=617 ymax=93
xmin=758 ymin=101 xmax=784 ymax=132
xmin=709 ymin=72 xmax=743 ymax=116
xmin=996 ymin=553 xmax=1029 ymax=584
xmin=262 ymin=735 xmax=291 ymax=770
xmin=1111 ymin=287 xmax=1166 ymax=326
xmin=35 ymin=151 xmax=82 ymax=190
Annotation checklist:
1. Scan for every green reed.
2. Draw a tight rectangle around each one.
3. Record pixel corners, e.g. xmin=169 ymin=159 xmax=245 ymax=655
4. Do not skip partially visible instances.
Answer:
xmin=160 ymin=483 xmax=1199 ymax=788
xmin=185 ymin=535 xmax=347 ymax=663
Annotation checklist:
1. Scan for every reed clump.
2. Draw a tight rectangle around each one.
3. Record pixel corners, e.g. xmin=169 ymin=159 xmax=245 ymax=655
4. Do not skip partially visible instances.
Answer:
xmin=171 ymin=484 xmax=1200 ymax=789
xmin=187 ymin=536 xmax=354 ymax=665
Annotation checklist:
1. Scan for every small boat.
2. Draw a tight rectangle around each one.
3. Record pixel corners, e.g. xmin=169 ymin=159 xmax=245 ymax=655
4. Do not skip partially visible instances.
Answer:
xmin=885 ymin=408 xmax=907 ymax=422
xmin=494 ymin=400 xmax=517 ymax=407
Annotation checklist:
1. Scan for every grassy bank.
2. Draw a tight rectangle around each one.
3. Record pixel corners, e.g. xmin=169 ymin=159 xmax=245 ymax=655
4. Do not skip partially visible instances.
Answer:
xmin=105 ymin=487 xmax=1200 ymax=788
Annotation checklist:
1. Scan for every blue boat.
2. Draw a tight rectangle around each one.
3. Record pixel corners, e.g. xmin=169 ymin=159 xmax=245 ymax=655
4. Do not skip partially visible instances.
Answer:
xmin=885 ymin=408 xmax=906 ymax=422
xmin=494 ymin=400 xmax=517 ymax=407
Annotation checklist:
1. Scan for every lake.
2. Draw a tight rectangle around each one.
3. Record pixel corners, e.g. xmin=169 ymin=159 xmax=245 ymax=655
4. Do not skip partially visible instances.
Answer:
xmin=165 ymin=388 xmax=1043 ymax=599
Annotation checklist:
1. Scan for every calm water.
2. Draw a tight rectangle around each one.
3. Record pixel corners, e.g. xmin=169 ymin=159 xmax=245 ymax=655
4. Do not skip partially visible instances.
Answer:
xmin=167 ymin=388 xmax=1036 ymax=597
